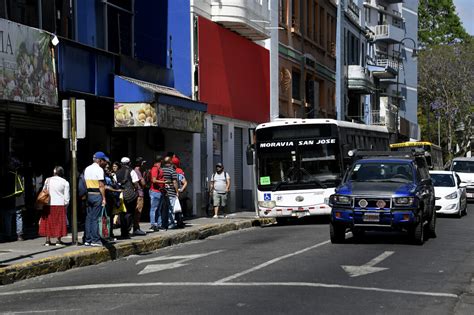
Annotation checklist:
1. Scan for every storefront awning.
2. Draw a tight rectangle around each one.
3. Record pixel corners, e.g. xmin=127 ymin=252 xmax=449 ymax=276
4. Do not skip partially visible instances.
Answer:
xmin=114 ymin=76 xmax=207 ymax=133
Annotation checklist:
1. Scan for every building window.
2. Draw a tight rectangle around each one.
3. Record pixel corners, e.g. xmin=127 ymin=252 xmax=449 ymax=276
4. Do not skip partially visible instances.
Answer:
xmin=313 ymin=2 xmax=318 ymax=42
xmin=291 ymin=0 xmax=299 ymax=31
xmin=319 ymin=7 xmax=325 ymax=46
xmin=306 ymin=0 xmax=311 ymax=37
xmin=292 ymin=70 xmax=301 ymax=101
xmin=3 ymin=0 xmax=39 ymax=28
xmin=106 ymin=0 xmax=133 ymax=56
xmin=213 ymin=124 xmax=223 ymax=167
xmin=364 ymin=7 xmax=371 ymax=23
xmin=279 ymin=0 xmax=287 ymax=25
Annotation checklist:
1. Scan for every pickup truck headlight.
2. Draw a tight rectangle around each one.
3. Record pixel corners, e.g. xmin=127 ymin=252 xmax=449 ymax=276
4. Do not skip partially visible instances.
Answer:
xmin=393 ymin=197 xmax=415 ymax=206
xmin=258 ymin=200 xmax=276 ymax=208
xmin=445 ymin=192 xmax=458 ymax=200
xmin=330 ymin=195 xmax=352 ymax=206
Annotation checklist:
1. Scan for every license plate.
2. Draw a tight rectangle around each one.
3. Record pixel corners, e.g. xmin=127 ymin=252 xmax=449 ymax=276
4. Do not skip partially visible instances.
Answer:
xmin=363 ymin=212 xmax=380 ymax=222
xmin=292 ymin=211 xmax=308 ymax=218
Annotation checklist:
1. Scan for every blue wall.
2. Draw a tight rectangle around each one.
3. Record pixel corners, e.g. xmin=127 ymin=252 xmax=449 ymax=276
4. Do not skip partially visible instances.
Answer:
xmin=168 ymin=0 xmax=192 ymax=97
xmin=76 ymin=0 xmax=99 ymax=48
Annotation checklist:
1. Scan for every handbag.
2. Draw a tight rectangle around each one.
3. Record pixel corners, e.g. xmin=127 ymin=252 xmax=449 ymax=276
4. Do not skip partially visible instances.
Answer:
xmin=113 ymin=192 xmax=127 ymax=214
xmin=173 ymin=198 xmax=182 ymax=213
xmin=98 ymin=206 xmax=110 ymax=239
xmin=35 ymin=178 xmax=50 ymax=210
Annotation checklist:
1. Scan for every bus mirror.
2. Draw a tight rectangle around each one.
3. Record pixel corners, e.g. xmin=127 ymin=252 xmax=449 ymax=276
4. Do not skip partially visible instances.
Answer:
xmin=342 ymin=144 xmax=351 ymax=157
xmin=246 ymin=144 xmax=255 ymax=165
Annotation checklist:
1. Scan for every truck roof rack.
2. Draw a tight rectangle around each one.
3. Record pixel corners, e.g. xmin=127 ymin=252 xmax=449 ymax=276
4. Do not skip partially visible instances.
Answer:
xmin=349 ymin=149 xmax=427 ymax=159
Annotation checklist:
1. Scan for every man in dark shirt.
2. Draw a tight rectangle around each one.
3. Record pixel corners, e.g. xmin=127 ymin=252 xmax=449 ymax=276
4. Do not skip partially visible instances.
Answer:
xmin=161 ymin=156 xmax=178 ymax=229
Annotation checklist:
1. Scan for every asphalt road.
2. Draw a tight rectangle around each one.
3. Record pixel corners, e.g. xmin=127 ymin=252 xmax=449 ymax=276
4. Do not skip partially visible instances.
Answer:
xmin=1 ymin=204 xmax=474 ymax=314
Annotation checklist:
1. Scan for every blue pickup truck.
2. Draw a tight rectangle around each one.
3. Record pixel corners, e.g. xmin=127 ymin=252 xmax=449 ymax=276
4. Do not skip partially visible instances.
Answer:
xmin=329 ymin=151 xmax=436 ymax=245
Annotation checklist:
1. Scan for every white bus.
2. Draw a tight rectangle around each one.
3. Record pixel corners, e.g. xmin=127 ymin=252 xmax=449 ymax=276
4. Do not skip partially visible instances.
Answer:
xmin=247 ymin=119 xmax=389 ymax=223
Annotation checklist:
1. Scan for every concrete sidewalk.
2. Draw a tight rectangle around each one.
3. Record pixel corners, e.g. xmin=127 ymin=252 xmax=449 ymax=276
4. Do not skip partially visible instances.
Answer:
xmin=0 ymin=212 xmax=273 ymax=285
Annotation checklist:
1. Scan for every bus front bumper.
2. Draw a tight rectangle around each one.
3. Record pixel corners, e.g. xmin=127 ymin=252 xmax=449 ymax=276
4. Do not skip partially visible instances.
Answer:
xmin=259 ymin=204 xmax=332 ymax=218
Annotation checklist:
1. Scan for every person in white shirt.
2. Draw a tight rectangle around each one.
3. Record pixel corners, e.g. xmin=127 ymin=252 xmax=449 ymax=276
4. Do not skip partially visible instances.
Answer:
xmin=38 ymin=166 xmax=70 ymax=246
xmin=209 ymin=163 xmax=231 ymax=218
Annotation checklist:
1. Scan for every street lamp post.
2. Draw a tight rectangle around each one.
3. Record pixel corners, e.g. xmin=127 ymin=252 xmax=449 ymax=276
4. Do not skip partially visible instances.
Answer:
xmin=394 ymin=37 xmax=417 ymax=142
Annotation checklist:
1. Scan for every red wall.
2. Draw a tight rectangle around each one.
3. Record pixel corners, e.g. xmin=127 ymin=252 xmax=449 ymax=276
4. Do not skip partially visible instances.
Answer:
xmin=198 ymin=17 xmax=270 ymax=123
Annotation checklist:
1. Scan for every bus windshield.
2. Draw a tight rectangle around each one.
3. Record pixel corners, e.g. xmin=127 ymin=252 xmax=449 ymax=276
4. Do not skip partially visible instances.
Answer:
xmin=257 ymin=142 xmax=342 ymax=191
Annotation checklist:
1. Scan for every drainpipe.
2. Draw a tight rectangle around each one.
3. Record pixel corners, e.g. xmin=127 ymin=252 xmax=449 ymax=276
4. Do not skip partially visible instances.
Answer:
xmin=336 ymin=0 xmax=344 ymax=120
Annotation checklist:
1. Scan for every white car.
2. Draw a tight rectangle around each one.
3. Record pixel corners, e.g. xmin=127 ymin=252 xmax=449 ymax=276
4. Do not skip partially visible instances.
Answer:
xmin=430 ymin=171 xmax=467 ymax=217
xmin=449 ymin=157 xmax=474 ymax=200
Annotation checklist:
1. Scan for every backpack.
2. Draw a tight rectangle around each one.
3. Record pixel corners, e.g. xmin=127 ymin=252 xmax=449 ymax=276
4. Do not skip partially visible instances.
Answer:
xmin=78 ymin=173 xmax=87 ymax=199
xmin=117 ymin=166 xmax=138 ymax=202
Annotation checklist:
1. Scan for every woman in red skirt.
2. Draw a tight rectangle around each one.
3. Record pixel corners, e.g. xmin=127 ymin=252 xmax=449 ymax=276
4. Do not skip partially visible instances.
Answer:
xmin=39 ymin=166 xmax=70 ymax=246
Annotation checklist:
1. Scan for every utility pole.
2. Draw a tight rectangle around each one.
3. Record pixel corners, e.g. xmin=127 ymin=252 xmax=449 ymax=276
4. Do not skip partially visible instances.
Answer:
xmin=336 ymin=0 xmax=345 ymax=120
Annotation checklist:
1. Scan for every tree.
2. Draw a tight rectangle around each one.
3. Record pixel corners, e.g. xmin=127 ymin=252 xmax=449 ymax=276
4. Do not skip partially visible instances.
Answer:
xmin=418 ymin=0 xmax=470 ymax=47
xmin=418 ymin=42 xmax=474 ymax=161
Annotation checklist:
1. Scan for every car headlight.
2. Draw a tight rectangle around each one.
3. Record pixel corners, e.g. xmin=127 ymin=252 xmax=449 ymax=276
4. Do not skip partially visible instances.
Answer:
xmin=258 ymin=200 xmax=276 ymax=208
xmin=393 ymin=197 xmax=415 ymax=206
xmin=330 ymin=195 xmax=352 ymax=206
xmin=445 ymin=192 xmax=458 ymax=200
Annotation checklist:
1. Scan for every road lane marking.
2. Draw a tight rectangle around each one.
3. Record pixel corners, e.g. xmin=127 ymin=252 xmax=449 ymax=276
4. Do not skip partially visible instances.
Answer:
xmin=136 ymin=250 xmax=223 ymax=275
xmin=342 ymin=251 xmax=395 ymax=277
xmin=0 ymin=282 xmax=458 ymax=299
xmin=215 ymin=240 xmax=331 ymax=283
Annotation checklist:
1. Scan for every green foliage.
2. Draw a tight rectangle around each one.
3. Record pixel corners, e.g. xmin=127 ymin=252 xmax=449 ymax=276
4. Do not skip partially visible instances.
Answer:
xmin=418 ymin=42 xmax=474 ymax=160
xmin=418 ymin=0 xmax=470 ymax=47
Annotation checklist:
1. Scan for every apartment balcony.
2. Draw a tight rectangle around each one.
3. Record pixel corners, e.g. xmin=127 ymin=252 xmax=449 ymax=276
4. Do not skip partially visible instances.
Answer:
xmin=383 ymin=0 xmax=404 ymax=4
xmin=211 ymin=0 xmax=271 ymax=41
xmin=373 ymin=24 xmax=405 ymax=43
xmin=348 ymin=65 xmax=375 ymax=94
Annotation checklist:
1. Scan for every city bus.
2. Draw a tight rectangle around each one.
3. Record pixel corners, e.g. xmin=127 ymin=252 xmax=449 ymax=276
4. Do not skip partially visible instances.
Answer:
xmin=246 ymin=118 xmax=389 ymax=222
xmin=389 ymin=141 xmax=443 ymax=170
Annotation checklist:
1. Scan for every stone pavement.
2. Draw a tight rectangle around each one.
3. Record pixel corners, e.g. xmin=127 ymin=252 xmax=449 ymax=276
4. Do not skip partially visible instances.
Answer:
xmin=0 ymin=212 xmax=273 ymax=285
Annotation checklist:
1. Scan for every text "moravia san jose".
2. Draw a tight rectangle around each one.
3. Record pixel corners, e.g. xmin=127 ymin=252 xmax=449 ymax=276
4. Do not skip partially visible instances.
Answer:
xmin=259 ymin=139 xmax=336 ymax=148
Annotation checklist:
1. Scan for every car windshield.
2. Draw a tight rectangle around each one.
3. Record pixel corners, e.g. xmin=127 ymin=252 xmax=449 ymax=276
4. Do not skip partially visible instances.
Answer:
xmin=452 ymin=161 xmax=474 ymax=173
xmin=348 ymin=162 xmax=414 ymax=183
xmin=430 ymin=173 xmax=455 ymax=187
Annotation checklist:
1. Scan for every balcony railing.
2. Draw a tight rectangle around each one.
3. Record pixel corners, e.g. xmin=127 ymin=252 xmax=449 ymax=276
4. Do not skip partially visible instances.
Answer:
xmin=375 ymin=57 xmax=402 ymax=71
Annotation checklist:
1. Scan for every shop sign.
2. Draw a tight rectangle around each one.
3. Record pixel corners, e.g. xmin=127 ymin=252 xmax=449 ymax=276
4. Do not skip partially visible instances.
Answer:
xmin=0 ymin=18 xmax=58 ymax=106
xmin=156 ymin=103 xmax=204 ymax=133
xmin=114 ymin=102 xmax=204 ymax=133
xmin=114 ymin=103 xmax=157 ymax=127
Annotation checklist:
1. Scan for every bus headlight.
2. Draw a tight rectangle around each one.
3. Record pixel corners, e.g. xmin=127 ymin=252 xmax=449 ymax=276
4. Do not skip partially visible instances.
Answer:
xmin=330 ymin=195 xmax=352 ymax=206
xmin=393 ymin=197 xmax=415 ymax=206
xmin=258 ymin=200 xmax=276 ymax=208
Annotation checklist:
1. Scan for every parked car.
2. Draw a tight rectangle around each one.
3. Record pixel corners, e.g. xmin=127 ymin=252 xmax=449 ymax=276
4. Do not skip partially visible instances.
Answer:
xmin=329 ymin=151 xmax=436 ymax=245
xmin=449 ymin=157 xmax=474 ymax=200
xmin=430 ymin=171 xmax=467 ymax=217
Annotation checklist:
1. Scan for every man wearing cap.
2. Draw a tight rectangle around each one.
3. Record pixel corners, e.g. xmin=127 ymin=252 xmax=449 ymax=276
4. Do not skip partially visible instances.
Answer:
xmin=209 ymin=163 xmax=231 ymax=218
xmin=83 ymin=152 xmax=109 ymax=246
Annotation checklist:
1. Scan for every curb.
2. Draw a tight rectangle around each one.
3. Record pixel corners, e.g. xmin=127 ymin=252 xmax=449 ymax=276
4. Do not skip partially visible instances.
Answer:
xmin=0 ymin=218 xmax=274 ymax=285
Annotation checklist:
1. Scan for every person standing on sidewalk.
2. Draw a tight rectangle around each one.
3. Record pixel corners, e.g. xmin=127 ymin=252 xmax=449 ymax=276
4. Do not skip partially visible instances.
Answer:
xmin=209 ymin=163 xmax=230 ymax=218
xmin=115 ymin=157 xmax=139 ymax=238
xmin=83 ymin=152 xmax=108 ymax=246
xmin=38 ymin=166 xmax=69 ymax=246
xmin=0 ymin=156 xmax=25 ymax=241
xmin=132 ymin=157 xmax=147 ymax=236
xmin=161 ymin=156 xmax=179 ymax=229
xmin=172 ymin=156 xmax=187 ymax=228
xmin=148 ymin=155 xmax=165 ymax=232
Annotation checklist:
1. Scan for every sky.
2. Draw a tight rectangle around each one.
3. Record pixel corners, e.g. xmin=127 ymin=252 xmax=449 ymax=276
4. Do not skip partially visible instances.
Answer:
xmin=453 ymin=0 xmax=474 ymax=35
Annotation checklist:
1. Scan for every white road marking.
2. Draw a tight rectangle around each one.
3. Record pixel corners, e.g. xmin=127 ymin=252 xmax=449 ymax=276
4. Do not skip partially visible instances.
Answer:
xmin=136 ymin=250 xmax=223 ymax=275
xmin=342 ymin=251 xmax=395 ymax=277
xmin=215 ymin=240 xmax=331 ymax=283
xmin=0 ymin=282 xmax=457 ymax=298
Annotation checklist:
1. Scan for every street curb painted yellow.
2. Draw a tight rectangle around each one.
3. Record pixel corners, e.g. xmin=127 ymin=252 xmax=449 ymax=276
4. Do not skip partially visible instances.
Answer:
xmin=0 ymin=218 xmax=274 ymax=285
